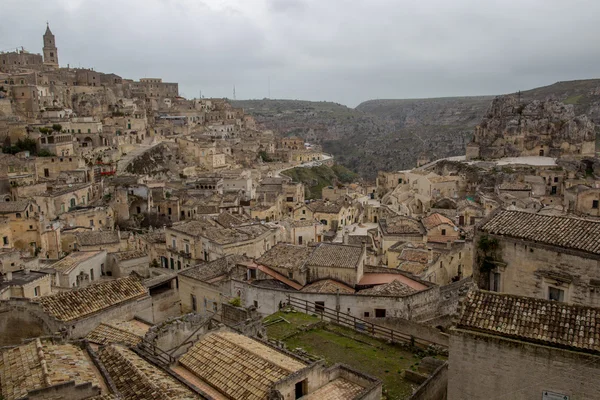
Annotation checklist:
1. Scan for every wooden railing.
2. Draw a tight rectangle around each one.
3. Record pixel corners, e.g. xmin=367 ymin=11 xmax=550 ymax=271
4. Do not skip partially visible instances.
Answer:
xmin=285 ymin=295 xmax=446 ymax=350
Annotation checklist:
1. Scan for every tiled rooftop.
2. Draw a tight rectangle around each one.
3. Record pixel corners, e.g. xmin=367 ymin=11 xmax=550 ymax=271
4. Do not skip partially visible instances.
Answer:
xmin=86 ymin=322 xmax=144 ymax=346
xmin=0 ymin=200 xmax=29 ymax=213
xmin=98 ymin=344 xmax=198 ymax=400
xmin=38 ymin=275 xmax=148 ymax=321
xmin=301 ymin=279 xmax=355 ymax=294
xmin=50 ymin=250 xmax=103 ymax=274
xmin=457 ymin=290 xmax=600 ymax=353
xmin=306 ymin=243 xmax=363 ymax=269
xmin=179 ymin=331 xmax=306 ymax=400
xmin=169 ymin=220 xmax=270 ymax=244
xmin=421 ymin=213 xmax=455 ymax=230
xmin=179 ymin=255 xmax=244 ymax=282
xmin=77 ymin=230 xmax=120 ymax=246
xmin=380 ymin=216 xmax=425 ymax=235
xmin=358 ymin=280 xmax=417 ymax=297
xmin=256 ymin=243 xmax=313 ymax=271
xmin=306 ymin=200 xmax=344 ymax=214
xmin=0 ymin=339 xmax=101 ymax=400
xmin=479 ymin=210 xmax=600 ymax=255
xmin=300 ymin=377 xmax=365 ymax=400
xmin=112 ymin=250 xmax=148 ymax=261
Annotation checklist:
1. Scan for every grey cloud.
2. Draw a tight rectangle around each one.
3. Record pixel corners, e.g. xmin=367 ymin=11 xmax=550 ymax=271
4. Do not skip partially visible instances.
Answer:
xmin=1 ymin=0 xmax=600 ymax=106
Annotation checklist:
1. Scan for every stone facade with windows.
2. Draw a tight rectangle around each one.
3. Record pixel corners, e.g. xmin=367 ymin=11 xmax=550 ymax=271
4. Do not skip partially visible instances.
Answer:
xmin=475 ymin=209 xmax=600 ymax=307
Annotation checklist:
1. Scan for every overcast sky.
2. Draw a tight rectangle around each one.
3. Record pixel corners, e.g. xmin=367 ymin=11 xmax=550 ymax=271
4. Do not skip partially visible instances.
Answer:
xmin=1 ymin=0 xmax=599 ymax=106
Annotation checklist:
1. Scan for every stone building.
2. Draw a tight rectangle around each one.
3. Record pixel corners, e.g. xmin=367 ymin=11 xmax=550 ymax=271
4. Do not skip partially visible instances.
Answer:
xmin=42 ymin=24 xmax=59 ymax=68
xmin=0 ymin=269 xmax=51 ymax=299
xmin=176 ymin=330 xmax=382 ymax=400
xmin=475 ymin=209 xmax=600 ymax=306
xmin=449 ymin=290 xmax=600 ymax=400
xmin=49 ymin=250 xmax=107 ymax=288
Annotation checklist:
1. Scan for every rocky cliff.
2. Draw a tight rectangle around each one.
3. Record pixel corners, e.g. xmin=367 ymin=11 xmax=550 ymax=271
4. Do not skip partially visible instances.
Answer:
xmin=469 ymin=96 xmax=596 ymax=159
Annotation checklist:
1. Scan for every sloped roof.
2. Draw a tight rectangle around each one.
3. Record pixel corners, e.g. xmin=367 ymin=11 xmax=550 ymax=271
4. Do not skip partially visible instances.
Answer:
xmin=179 ymin=255 xmax=245 ymax=282
xmin=0 ymin=339 xmax=101 ymax=400
xmin=479 ymin=210 xmax=600 ymax=255
xmin=301 ymin=279 xmax=355 ymax=294
xmin=0 ymin=201 xmax=29 ymax=214
xmin=98 ymin=345 xmax=198 ymax=400
xmin=306 ymin=243 xmax=363 ymax=269
xmin=380 ymin=216 xmax=425 ymax=235
xmin=421 ymin=213 xmax=455 ymax=230
xmin=358 ymin=280 xmax=417 ymax=297
xmin=457 ymin=290 xmax=600 ymax=353
xmin=86 ymin=323 xmax=143 ymax=346
xmin=256 ymin=243 xmax=312 ymax=271
xmin=179 ymin=331 xmax=306 ymax=400
xmin=38 ymin=275 xmax=148 ymax=321
xmin=50 ymin=251 xmax=103 ymax=274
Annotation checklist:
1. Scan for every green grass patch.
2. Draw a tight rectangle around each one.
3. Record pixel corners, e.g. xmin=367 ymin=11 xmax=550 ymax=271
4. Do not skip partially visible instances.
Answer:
xmin=284 ymin=326 xmax=418 ymax=399
xmin=264 ymin=310 xmax=321 ymax=340
xmin=564 ymin=94 xmax=583 ymax=105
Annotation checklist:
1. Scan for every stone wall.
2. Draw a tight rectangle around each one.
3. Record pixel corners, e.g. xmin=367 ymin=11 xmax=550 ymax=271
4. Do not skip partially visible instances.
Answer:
xmin=234 ymin=279 xmax=441 ymax=322
xmin=409 ymin=362 xmax=447 ymax=400
xmin=474 ymin=231 xmax=600 ymax=307
xmin=448 ymin=329 xmax=600 ymax=400
xmin=145 ymin=312 xmax=214 ymax=357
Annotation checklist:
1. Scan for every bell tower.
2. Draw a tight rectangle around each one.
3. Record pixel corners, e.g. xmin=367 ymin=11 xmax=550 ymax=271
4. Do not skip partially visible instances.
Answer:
xmin=43 ymin=23 xmax=59 ymax=68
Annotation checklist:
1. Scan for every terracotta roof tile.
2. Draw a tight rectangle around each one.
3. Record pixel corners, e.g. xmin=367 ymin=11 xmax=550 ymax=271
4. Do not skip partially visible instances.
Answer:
xmin=358 ymin=280 xmax=417 ymax=296
xmin=38 ymin=275 xmax=148 ymax=322
xmin=457 ymin=290 xmax=600 ymax=353
xmin=307 ymin=243 xmax=363 ymax=269
xmin=301 ymin=279 xmax=355 ymax=294
xmin=256 ymin=243 xmax=312 ymax=271
xmin=479 ymin=210 xmax=600 ymax=255
xmin=179 ymin=331 xmax=305 ymax=400
xmin=98 ymin=344 xmax=198 ymax=400
xmin=50 ymin=251 xmax=103 ymax=274
xmin=421 ymin=213 xmax=455 ymax=230
xmin=86 ymin=323 xmax=143 ymax=346
xmin=76 ymin=230 xmax=120 ymax=246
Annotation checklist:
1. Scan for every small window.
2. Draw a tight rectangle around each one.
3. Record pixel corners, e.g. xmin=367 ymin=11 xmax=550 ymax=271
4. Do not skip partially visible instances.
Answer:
xmin=34 ymin=286 xmax=40 ymax=296
xmin=90 ymin=219 xmax=94 ymax=227
xmin=363 ymin=312 xmax=370 ymax=318
xmin=441 ymin=229 xmax=446 ymax=235
xmin=548 ymin=287 xmax=565 ymax=302
xmin=554 ymin=177 xmax=559 ymax=183
xmin=375 ymin=309 xmax=386 ymax=318
xmin=15 ymin=213 xmax=21 ymax=218
xmin=191 ymin=294 xmax=197 ymax=311
xmin=593 ymin=200 xmax=599 ymax=209
xmin=302 ymin=210 xmax=306 ymax=215
xmin=315 ymin=301 xmax=325 ymax=313
xmin=29 ymin=225 xmax=33 ymax=230
xmin=253 ymin=300 xmax=258 ymax=308
xmin=2 ymin=236 xmax=8 ymax=245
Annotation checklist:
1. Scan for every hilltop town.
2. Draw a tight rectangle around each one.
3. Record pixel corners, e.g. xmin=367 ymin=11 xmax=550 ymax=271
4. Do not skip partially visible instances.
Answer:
xmin=1 ymin=25 xmax=600 ymax=400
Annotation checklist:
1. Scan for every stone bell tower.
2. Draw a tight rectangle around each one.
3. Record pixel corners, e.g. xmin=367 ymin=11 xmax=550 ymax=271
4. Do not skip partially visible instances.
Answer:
xmin=43 ymin=23 xmax=59 ymax=68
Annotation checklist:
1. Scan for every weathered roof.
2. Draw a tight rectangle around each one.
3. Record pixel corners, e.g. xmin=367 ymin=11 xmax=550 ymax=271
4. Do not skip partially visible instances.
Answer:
xmin=358 ymin=280 xmax=417 ymax=296
xmin=0 ymin=339 xmax=101 ymax=400
xmin=50 ymin=251 xmax=103 ymax=274
xmin=179 ymin=331 xmax=306 ymax=400
xmin=380 ymin=216 xmax=425 ymax=235
xmin=479 ymin=209 xmax=600 ymax=255
xmin=76 ymin=230 xmax=120 ymax=246
xmin=421 ymin=213 xmax=455 ymax=230
xmin=256 ymin=243 xmax=312 ymax=271
xmin=98 ymin=344 xmax=198 ymax=400
xmin=179 ymin=255 xmax=244 ymax=282
xmin=301 ymin=378 xmax=365 ymax=400
xmin=306 ymin=200 xmax=344 ymax=214
xmin=457 ymin=290 xmax=600 ymax=353
xmin=498 ymin=182 xmax=531 ymax=191
xmin=111 ymin=250 xmax=148 ymax=261
xmin=301 ymin=279 xmax=355 ymax=294
xmin=38 ymin=275 xmax=148 ymax=321
xmin=306 ymin=243 xmax=363 ymax=269
xmin=139 ymin=231 xmax=166 ymax=244
xmin=216 ymin=212 xmax=246 ymax=228
xmin=86 ymin=322 xmax=143 ymax=346
xmin=0 ymin=201 xmax=29 ymax=214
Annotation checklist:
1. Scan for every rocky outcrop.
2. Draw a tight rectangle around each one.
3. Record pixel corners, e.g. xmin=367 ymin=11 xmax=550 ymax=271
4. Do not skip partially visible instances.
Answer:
xmin=468 ymin=96 xmax=596 ymax=160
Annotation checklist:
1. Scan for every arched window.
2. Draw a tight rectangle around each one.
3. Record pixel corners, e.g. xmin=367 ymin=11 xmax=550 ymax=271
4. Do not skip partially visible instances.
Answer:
xmin=70 ymin=198 xmax=76 ymax=208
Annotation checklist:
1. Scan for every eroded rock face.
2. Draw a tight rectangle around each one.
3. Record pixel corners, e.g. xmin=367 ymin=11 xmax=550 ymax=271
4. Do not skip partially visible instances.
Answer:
xmin=470 ymin=96 xmax=596 ymax=159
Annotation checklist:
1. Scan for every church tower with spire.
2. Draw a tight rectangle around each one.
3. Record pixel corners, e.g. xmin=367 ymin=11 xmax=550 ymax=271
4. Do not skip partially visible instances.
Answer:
xmin=42 ymin=23 xmax=59 ymax=68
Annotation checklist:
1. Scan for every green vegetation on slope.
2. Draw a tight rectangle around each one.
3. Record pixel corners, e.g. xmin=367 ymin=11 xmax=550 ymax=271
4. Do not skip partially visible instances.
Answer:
xmin=264 ymin=310 xmax=426 ymax=400
xmin=281 ymin=164 xmax=358 ymax=199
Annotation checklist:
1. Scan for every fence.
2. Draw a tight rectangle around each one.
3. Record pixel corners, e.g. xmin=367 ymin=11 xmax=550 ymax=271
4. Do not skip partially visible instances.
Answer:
xmin=285 ymin=295 xmax=446 ymax=350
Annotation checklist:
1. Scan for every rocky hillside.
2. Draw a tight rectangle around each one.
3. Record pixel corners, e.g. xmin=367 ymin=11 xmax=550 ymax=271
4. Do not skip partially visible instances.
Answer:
xmin=234 ymin=80 xmax=600 ymax=179
xmin=472 ymin=96 xmax=596 ymax=159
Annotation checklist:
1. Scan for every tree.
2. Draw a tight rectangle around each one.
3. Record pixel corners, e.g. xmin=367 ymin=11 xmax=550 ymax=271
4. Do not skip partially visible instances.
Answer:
xmin=52 ymin=124 xmax=62 ymax=132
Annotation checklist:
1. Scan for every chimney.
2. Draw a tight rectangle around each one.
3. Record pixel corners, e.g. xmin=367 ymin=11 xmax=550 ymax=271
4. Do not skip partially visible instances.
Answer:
xmin=5 ymin=272 xmax=12 ymax=281
xmin=343 ymin=231 xmax=349 ymax=245
xmin=446 ymin=240 xmax=452 ymax=249
xmin=361 ymin=240 xmax=367 ymax=255
xmin=23 ymin=268 xmax=30 ymax=275
xmin=428 ymin=248 xmax=433 ymax=263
